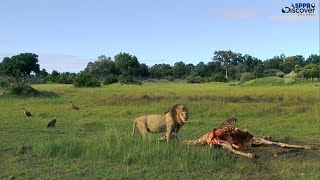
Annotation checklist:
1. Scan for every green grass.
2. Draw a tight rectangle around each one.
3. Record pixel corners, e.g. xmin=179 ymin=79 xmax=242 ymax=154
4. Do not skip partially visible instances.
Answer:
xmin=0 ymin=81 xmax=319 ymax=179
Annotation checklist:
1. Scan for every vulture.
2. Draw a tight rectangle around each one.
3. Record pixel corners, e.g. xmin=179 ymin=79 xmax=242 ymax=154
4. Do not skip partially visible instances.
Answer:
xmin=22 ymin=108 xmax=32 ymax=117
xmin=47 ymin=117 xmax=57 ymax=128
xmin=71 ymin=102 xmax=80 ymax=110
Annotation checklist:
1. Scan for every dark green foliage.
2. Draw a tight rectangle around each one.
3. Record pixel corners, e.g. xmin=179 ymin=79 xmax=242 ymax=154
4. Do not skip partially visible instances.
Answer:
xmin=0 ymin=76 xmax=16 ymax=88
xmin=299 ymin=64 xmax=320 ymax=78
xmin=118 ymin=75 xmax=141 ymax=85
xmin=1 ymin=51 xmax=318 ymax=84
xmin=172 ymin=61 xmax=190 ymax=79
xmin=114 ymin=52 xmax=140 ymax=76
xmin=5 ymin=82 xmax=57 ymax=97
xmin=282 ymin=56 xmax=303 ymax=74
xmin=149 ymin=64 xmax=172 ymax=79
xmin=212 ymin=50 xmax=242 ymax=79
xmin=240 ymin=72 xmax=256 ymax=82
xmin=165 ymin=75 xmax=174 ymax=81
xmin=276 ymin=72 xmax=285 ymax=78
xmin=264 ymin=54 xmax=285 ymax=71
xmin=186 ymin=76 xmax=204 ymax=83
xmin=74 ymin=72 xmax=101 ymax=88
xmin=263 ymin=69 xmax=282 ymax=77
xmin=0 ymin=53 xmax=40 ymax=77
xmin=103 ymin=75 xmax=118 ymax=85
xmin=48 ymin=71 xmax=76 ymax=84
xmin=305 ymin=54 xmax=320 ymax=65
xmin=85 ymin=55 xmax=115 ymax=80
xmin=8 ymin=83 xmax=39 ymax=96
xmin=210 ymin=74 xmax=227 ymax=82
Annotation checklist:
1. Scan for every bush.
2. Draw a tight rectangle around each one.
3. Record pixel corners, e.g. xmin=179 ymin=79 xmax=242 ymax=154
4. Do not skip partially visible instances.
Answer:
xmin=263 ymin=69 xmax=281 ymax=77
xmin=165 ymin=76 xmax=174 ymax=81
xmin=8 ymin=83 xmax=39 ymax=96
xmin=240 ymin=73 xmax=256 ymax=82
xmin=186 ymin=76 xmax=204 ymax=83
xmin=276 ymin=72 xmax=285 ymax=78
xmin=0 ymin=76 xmax=16 ymax=88
xmin=284 ymin=71 xmax=299 ymax=79
xmin=103 ymin=75 xmax=118 ymax=85
xmin=118 ymin=75 xmax=141 ymax=85
xmin=74 ymin=72 xmax=101 ymax=88
xmin=210 ymin=74 xmax=227 ymax=82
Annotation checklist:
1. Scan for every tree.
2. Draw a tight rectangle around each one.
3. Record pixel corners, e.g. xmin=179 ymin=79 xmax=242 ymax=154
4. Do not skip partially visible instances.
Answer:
xmin=149 ymin=64 xmax=172 ymax=79
xmin=114 ymin=52 xmax=140 ymax=76
xmin=139 ymin=63 xmax=149 ymax=77
xmin=190 ymin=62 xmax=208 ymax=77
xmin=299 ymin=64 xmax=320 ymax=79
xmin=85 ymin=55 xmax=115 ymax=80
xmin=264 ymin=54 xmax=285 ymax=71
xmin=172 ymin=61 xmax=189 ymax=79
xmin=74 ymin=71 xmax=100 ymax=87
xmin=305 ymin=54 xmax=320 ymax=65
xmin=213 ymin=50 xmax=242 ymax=79
xmin=49 ymin=70 xmax=60 ymax=82
xmin=36 ymin=68 xmax=49 ymax=78
xmin=0 ymin=53 xmax=40 ymax=77
xmin=282 ymin=55 xmax=303 ymax=74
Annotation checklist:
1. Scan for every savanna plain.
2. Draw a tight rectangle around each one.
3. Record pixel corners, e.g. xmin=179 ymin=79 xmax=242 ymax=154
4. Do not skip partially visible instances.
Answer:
xmin=0 ymin=81 xmax=319 ymax=179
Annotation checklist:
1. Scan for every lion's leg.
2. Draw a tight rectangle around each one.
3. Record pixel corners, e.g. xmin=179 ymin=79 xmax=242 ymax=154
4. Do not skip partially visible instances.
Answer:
xmin=165 ymin=123 xmax=174 ymax=142
xmin=219 ymin=143 xmax=256 ymax=158
xmin=184 ymin=134 xmax=207 ymax=146
xmin=136 ymin=121 xmax=148 ymax=139
xmin=252 ymin=137 xmax=314 ymax=150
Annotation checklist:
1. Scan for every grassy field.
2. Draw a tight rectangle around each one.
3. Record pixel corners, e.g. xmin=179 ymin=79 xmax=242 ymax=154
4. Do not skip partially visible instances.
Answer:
xmin=0 ymin=80 xmax=319 ymax=179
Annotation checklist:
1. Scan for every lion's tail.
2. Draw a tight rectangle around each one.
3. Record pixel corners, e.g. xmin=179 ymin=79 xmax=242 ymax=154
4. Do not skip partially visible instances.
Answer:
xmin=132 ymin=120 xmax=136 ymax=137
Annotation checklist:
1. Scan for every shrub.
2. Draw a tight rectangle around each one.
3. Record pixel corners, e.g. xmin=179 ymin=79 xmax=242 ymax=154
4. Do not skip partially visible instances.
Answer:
xmin=0 ymin=76 xmax=16 ymax=88
xmin=299 ymin=64 xmax=320 ymax=79
xmin=186 ymin=76 xmax=204 ymax=83
xmin=8 ymin=83 xmax=39 ymax=96
xmin=263 ymin=69 xmax=281 ymax=77
xmin=118 ymin=75 xmax=141 ymax=85
xmin=210 ymin=74 xmax=227 ymax=82
xmin=74 ymin=72 xmax=101 ymax=88
xmin=284 ymin=71 xmax=299 ymax=79
xmin=165 ymin=76 xmax=174 ymax=81
xmin=103 ymin=75 xmax=118 ymax=85
xmin=276 ymin=72 xmax=285 ymax=78
xmin=240 ymin=73 xmax=256 ymax=82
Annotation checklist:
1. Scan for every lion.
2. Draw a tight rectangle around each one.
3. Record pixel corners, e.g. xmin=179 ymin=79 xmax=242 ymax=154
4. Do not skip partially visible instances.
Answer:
xmin=132 ymin=104 xmax=188 ymax=142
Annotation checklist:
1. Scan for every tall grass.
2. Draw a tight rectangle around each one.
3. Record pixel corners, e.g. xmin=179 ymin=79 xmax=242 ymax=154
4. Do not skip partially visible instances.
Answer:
xmin=0 ymin=81 xmax=319 ymax=179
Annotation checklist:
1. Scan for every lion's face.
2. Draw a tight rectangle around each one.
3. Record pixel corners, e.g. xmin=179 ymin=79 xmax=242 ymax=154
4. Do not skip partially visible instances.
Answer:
xmin=176 ymin=105 xmax=188 ymax=123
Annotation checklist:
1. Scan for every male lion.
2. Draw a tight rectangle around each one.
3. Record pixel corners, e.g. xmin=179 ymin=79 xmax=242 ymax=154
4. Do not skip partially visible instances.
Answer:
xmin=132 ymin=104 xmax=188 ymax=142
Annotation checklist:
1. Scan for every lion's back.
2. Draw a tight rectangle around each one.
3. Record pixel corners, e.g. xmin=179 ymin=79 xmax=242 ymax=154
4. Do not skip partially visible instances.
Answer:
xmin=143 ymin=114 xmax=167 ymax=132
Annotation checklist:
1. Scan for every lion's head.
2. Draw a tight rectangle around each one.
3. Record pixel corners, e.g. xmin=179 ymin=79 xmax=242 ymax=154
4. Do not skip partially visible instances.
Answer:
xmin=170 ymin=104 xmax=189 ymax=124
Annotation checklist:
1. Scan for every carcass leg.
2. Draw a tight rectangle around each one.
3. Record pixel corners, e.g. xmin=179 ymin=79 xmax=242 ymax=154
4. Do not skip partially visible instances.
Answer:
xmin=220 ymin=143 xmax=256 ymax=158
xmin=184 ymin=134 xmax=207 ymax=145
xmin=252 ymin=137 xmax=314 ymax=150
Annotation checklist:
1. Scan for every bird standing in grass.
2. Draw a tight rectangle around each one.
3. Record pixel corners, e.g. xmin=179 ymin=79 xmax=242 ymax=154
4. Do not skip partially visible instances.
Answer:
xmin=22 ymin=108 xmax=31 ymax=118
xmin=47 ymin=117 xmax=57 ymax=128
xmin=71 ymin=102 xmax=80 ymax=110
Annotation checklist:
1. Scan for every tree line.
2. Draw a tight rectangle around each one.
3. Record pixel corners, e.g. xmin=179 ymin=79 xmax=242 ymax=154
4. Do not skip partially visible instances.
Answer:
xmin=0 ymin=51 xmax=319 ymax=87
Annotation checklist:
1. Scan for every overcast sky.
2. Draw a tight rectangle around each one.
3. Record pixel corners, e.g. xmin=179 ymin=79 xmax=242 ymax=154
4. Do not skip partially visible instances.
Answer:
xmin=0 ymin=0 xmax=319 ymax=72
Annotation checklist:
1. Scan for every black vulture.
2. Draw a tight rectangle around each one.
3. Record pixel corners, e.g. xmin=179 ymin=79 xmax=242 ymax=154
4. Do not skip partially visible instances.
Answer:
xmin=71 ymin=102 xmax=80 ymax=110
xmin=47 ymin=117 xmax=57 ymax=128
xmin=22 ymin=108 xmax=32 ymax=117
